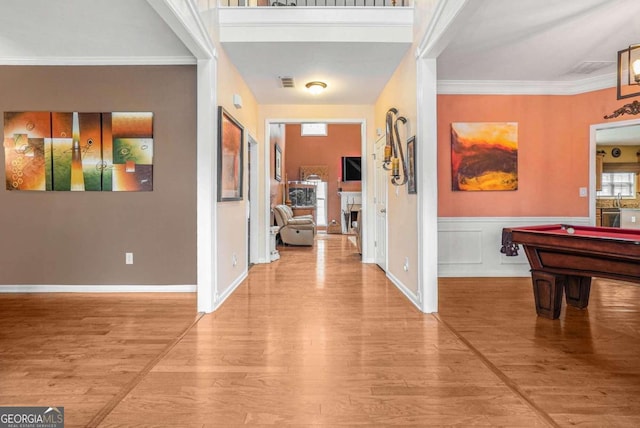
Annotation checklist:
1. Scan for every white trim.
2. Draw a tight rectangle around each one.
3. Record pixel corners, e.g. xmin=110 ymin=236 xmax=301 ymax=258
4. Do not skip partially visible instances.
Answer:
xmin=0 ymin=285 xmax=196 ymax=293
xmin=248 ymin=134 xmax=260 ymax=266
xmin=146 ymin=0 xmax=215 ymax=60
xmin=196 ymin=58 xmax=218 ymax=313
xmin=437 ymin=216 xmax=591 ymax=278
xmin=416 ymin=0 xmax=477 ymax=59
xmin=213 ymin=271 xmax=247 ymax=311
xmin=416 ymin=57 xmax=439 ymax=314
xmin=218 ymin=7 xmax=412 ymax=43
xmin=589 ymin=117 xmax=640 ymax=225
xmin=218 ymin=7 xmax=414 ymax=26
xmin=387 ymin=271 xmax=421 ymax=312
xmin=264 ymin=118 xmax=371 ymax=262
xmin=437 ymin=74 xmax=616 ymax=96
xmin=438 ymin=215 xmax=592 ymax=224
xmin=0 ymin=56 xmax=197 ymax=66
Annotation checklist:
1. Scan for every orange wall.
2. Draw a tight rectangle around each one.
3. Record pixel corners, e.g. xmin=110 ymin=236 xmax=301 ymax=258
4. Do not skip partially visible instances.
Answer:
xmin=285 ymin=123 xmax=361 ymax=225
xmin=437 ymin=87 xmax=636 ymax=217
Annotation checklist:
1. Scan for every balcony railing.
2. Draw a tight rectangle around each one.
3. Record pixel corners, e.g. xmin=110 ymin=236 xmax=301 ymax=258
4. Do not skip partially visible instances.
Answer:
xmin=220 ymin=1 xmax=408 ymax=6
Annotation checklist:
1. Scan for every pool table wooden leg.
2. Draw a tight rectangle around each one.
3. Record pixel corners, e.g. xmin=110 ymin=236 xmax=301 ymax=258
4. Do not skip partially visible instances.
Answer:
xmin=530 ymin=270 xmax=564 ymax=319
xmin=564 ymin=275 xmax=591 ymax=309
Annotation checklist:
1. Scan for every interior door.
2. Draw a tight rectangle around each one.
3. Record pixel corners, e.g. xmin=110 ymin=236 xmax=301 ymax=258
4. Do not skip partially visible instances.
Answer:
xmin=374 ymin=136 xmax=388 ymax=270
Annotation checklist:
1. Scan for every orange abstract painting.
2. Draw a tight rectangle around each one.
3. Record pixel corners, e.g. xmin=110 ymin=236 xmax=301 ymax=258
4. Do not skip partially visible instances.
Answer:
xmin=4 ymin=112 xmax=153 ymax=192
xmin=451 ymin=122 xmax=518 ymax=191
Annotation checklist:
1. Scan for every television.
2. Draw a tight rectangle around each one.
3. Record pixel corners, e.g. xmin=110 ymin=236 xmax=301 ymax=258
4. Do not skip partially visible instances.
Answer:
xmin=342 ymin=156 xmax=361 ymax=181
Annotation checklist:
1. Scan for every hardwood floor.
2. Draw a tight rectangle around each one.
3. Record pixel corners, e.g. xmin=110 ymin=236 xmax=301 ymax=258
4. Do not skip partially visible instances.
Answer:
xmin=1 ymin=234 xmax=639 ymax=426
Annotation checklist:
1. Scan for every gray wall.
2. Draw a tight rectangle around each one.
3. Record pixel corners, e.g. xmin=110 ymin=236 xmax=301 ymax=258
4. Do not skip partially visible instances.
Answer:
xmin=0 ymin=66 xmax=197 ymax=285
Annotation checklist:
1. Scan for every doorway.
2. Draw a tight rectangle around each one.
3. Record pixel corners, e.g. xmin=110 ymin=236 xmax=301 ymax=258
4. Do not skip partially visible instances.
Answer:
xmin=590 ymin=118 xmax=640 ymax=226
xmin=262 ymin=119 xmax=369 ymax=260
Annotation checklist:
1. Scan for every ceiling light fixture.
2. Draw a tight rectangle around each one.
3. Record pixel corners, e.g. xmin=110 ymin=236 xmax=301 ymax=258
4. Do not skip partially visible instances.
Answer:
xmin=305 ymin=81 xmax=327 ymax=95
xmin=627 ymin=44 xmax=640 ymax=85
xmin=608 ymin=44 xmax=640 ymax=118
xmin=632 ymin=52 xmax=640 ymax=85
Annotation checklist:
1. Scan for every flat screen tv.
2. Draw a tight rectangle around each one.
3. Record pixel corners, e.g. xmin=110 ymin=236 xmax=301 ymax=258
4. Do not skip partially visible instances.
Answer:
xmin=342 ymin=156 xmax=361 ymax=181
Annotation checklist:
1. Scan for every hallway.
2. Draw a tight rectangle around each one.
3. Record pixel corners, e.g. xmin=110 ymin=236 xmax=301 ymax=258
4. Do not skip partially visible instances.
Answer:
xmin=1 ymin=235 xmax=640 ymax=426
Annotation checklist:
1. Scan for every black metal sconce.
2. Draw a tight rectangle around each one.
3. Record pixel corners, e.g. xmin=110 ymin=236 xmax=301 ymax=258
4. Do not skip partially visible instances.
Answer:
xmin=382 ymin=108 xmax=409 ymax=186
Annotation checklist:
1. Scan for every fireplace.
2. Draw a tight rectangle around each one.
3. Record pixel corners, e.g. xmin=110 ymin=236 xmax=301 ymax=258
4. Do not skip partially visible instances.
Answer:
xmin=339 ymin=191 xmax=361 ymax=234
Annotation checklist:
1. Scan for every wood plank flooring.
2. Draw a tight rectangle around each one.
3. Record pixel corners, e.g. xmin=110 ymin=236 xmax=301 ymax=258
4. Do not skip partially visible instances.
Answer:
xmin=2 ymin=234 xmax=640 ymax=426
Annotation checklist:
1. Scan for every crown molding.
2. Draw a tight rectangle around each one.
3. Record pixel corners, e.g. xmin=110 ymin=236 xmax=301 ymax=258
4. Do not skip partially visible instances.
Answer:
xmin=437 ymin=73 xmax=616 ymax=95
xmin=0 ymin=56 xmax=197 ymax=66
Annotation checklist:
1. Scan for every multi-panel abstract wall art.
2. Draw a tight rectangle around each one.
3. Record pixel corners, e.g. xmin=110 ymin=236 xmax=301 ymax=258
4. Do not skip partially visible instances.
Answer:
xmin=4 ymin=111 xmax=153 ymax=191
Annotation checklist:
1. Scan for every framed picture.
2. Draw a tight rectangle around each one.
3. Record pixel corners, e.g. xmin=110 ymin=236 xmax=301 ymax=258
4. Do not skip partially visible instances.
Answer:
xmin=217 ymin=106 xmax=244 ymax=202
xmin=451 ymin=122 xmax=518 ymax=191
xmin=617 ymin=46 xmax=640 ymax=100
xmin=274 ymin=143 xmax=282 ymax=182
xmin=407 ymin=136 xmax=416 ymax=194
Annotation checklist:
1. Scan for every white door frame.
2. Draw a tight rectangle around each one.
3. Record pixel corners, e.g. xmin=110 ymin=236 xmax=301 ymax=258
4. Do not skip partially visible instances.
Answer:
xmin=262 ymin=118 xmax=371 ymax=262
xmin=589 ymin=117 xmax=640 ymax=225
xmin=374 ymin=134 xmax=388 ymax=271
xmin=248 ymin=134 xmax=259 ymax=265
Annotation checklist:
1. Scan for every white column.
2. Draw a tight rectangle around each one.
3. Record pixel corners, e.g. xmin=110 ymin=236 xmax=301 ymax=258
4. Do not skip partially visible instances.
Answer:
xmin=197 ymin=57 xmax=218 ymax=313
xmin=416 ymin=57 xmax=438 ymax=314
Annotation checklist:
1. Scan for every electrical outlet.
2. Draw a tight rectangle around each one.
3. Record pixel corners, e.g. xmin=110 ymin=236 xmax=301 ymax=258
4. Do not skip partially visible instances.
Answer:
xmin=579 ymin=187 xmax=588 ymax=197
xmin=403 ymin=257 xmax=409 ymax=272
xmin=232 ymin=253 xmax=237 ymax=267
xmin=125 ymin=252 xmax=133 ymax=265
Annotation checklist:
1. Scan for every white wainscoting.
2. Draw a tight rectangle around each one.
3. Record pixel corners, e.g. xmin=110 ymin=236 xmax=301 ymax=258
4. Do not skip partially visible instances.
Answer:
xmin=438 ymin=217 xmax=591 ymax=277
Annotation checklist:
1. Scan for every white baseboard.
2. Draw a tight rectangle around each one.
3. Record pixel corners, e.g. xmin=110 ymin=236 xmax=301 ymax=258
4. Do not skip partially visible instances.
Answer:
xmin=214 ymin=271 xmax=247 ymax=310
xmin=438 ymin=216 xmax=591 ymax=277
xmin=0 ymin=284 xmax=196 ymax=293
xmin=387 ymin=271 xmax=421 ymax=311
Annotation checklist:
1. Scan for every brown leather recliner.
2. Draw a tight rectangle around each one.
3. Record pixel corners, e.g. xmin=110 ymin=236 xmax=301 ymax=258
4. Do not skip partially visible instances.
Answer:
xmin=273 ymin=205 xmax=316 ymax=246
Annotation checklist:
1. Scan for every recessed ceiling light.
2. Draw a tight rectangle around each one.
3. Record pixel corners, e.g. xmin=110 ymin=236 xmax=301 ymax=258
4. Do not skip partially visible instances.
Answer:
xmin=305 ymin=81 xmax=327 ymax=95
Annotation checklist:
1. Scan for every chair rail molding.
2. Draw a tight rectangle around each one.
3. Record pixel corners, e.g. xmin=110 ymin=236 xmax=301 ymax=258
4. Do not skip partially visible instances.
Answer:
xmin=437 ymin=216 xmax=591 ymax=277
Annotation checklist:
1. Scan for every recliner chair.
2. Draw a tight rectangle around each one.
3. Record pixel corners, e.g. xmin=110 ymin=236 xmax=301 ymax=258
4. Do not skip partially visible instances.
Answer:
xmin=273 ymin=205 xmax=316 ymax=246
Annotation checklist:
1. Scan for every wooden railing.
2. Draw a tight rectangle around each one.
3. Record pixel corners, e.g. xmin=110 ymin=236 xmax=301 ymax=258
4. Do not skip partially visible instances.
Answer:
xmin=219 ymin=1 xmax=408 ymax=6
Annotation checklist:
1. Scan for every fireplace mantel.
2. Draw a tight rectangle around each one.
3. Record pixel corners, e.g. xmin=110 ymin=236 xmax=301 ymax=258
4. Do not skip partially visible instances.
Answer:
xmin=339 ymin=191 xmax=362 ymax=234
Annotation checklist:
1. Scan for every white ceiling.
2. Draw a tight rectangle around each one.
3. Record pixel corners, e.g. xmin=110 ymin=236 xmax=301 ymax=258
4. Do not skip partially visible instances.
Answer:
xmin=220 ymin=41 xmax=410 ymax=105
xmin=0 ymin=0 xmax=192 ymax=63
xmin=1 ymin=0 xmax=639 ymax=104
xmin=437 ymin=0 xmax=640 ymax=84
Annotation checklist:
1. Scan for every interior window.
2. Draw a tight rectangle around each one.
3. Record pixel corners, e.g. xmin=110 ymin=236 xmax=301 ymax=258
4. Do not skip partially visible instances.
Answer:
xmin=301 ymin=123 xmax=327 ymax=136
xmin=597 ymin=172 xmax=636 ymax=198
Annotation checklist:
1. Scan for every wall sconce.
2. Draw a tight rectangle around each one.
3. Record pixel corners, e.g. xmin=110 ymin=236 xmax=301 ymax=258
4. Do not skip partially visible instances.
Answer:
xmin=305 ymin=81 xmax=327 ymax=95
xmin=629 ymin=44 xmax=640 ymax=84
xmin=382 ymin=108 xmax=408 ymax=186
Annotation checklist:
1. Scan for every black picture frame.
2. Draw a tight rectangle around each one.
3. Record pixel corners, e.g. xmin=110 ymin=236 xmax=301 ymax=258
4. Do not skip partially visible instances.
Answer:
xmin=407 ymin=135 xmax=416 ymax=194
xmin=274 ymin=143 xmax=282 ymax=182
xmin=217 ymin=106 xmax=244 ymax=202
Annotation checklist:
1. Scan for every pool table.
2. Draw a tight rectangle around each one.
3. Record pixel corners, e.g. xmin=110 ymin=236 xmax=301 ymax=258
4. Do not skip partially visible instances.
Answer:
xmin=506 ymin=224 xmax=640 ymax=319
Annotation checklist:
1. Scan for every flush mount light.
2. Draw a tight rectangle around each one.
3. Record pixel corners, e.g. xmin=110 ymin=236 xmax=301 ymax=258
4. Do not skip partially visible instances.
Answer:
xmin=305 ymin=81 xmax=327 ymax=95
